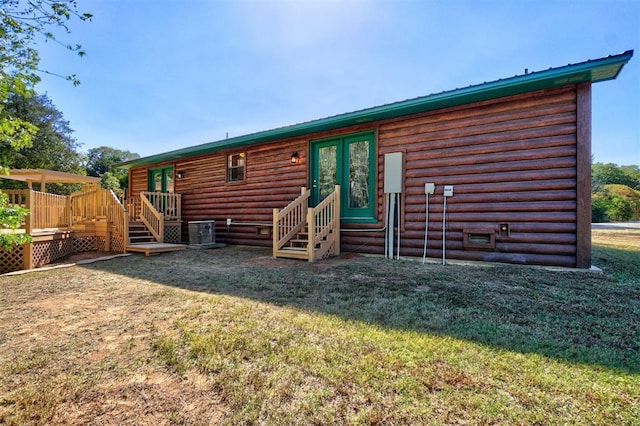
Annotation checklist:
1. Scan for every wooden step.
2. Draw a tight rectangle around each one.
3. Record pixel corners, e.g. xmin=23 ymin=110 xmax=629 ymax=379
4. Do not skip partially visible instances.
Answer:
xmin=129 ymin=236 xmax=155 ymax=244
xmin=288 ymin=238 xmax=308 ymax=248
xmin=127 ymin=221 xmax=156 ymax=244
xmin=127 ymin=242 xmax=187 ymax=256
xmin=274 ymin=246 xmax=309 ymax=260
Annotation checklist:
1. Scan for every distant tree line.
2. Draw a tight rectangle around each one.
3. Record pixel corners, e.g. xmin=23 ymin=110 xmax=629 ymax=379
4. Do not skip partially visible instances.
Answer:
xmin=592 ymin=162 xmax=640 ymax=222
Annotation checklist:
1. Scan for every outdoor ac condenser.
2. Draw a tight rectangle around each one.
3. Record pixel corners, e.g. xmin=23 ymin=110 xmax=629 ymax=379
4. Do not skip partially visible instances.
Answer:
xmin=188 ymin=220 xmax=216 ymax=248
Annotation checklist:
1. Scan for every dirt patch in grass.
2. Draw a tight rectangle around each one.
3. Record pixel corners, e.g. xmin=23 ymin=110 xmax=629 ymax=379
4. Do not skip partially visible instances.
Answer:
xmin=0 ymin=267 xmax=227 ymax=425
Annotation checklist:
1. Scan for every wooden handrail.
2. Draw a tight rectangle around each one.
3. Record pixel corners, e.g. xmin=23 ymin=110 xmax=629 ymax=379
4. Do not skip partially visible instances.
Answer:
xmin=140 ymin=192 xmax=164 ymax=243
xmin=103 ymin=189 xmax=129 ymax=252
xmin=140 ymin=191 xmax=181 ymax=221
xmin=308 ymin=185 xmax=340 ymax=261
xmin=273 ymin=187 xmax=310 ymax=254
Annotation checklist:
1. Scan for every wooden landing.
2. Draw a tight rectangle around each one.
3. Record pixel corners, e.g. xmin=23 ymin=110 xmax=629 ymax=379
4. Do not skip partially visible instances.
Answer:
xmin=126 ymin=243 xmax=187 ymax=256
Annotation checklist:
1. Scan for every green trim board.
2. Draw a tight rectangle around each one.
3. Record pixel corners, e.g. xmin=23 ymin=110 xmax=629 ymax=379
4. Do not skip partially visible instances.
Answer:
xmin=117 ymin=50 xmax=633 ymax=170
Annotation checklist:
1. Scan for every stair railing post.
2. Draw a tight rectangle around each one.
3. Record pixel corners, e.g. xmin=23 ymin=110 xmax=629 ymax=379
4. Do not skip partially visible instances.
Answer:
xmin=272 ymin=208 xmax=279 ymax=257
xmin=334 ymin=185 xmax=340 ymax=256
xmin=25 ymin=189 xmax=33 ymax=236
xmin=307 ymin=207 xmax=315 ymax=262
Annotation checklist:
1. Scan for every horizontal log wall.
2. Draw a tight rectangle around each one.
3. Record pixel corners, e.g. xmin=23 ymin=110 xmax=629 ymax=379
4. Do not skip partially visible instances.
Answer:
xmin=131 ymin=140 xmax=309 ymax=246
xmin=365 ymin=85 xmax=580 ymax=267
xmin=129 ymin=85 xmax=584 ymax=267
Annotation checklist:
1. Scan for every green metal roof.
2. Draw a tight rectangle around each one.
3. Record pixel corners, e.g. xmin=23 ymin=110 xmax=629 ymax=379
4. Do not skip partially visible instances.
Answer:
xmin=118 ymin=50 xmax=634 ymax=170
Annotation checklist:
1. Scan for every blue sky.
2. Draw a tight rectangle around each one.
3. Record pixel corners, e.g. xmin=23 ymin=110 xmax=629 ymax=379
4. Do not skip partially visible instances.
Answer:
xmin=35 ymin=0 xmax=639 ymax=165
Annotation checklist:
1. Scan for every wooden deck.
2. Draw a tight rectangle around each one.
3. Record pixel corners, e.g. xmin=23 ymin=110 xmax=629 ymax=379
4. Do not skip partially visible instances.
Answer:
xmin=126 ymin=242 xmax=187 ymax=256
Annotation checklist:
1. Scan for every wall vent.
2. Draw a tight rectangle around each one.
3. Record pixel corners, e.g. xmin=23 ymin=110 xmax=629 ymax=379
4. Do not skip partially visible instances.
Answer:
xmin=463 ymin=229 xmax=496 ymax=250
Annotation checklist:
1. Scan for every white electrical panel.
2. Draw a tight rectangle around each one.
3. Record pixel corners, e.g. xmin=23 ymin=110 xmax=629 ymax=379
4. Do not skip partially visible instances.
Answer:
xmin=443 ymin=185 xmax=454 ymax=197
xmin=384 ymin=152 xmax=403 ymax=193
xmin=424 ymin=183 xmax=435 ymax=195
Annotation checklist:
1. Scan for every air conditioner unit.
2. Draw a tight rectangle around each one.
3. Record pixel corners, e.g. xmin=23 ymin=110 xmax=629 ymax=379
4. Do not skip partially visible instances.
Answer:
xmin=188 ymin=220 xmax=216 ymax=248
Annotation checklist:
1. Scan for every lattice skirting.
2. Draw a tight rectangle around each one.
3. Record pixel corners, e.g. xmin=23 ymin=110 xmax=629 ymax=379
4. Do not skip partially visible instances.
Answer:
xmin=73 ymin=237 xmax=98 ymax=253
xmin=0 ymin=235 xmax=109 ymax=273
xmin=32 ymin=239 xmax=75 ymax=267
xmin=0 ymin=245 xmax=24 ymax=273
xmin=110 ymin=228 xmax=126 ymax=253
xmin=164 ymin=224 xmax=182 ymax=244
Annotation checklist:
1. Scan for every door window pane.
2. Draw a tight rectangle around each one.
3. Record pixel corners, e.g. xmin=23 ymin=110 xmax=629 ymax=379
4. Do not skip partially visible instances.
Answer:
xmin=318 ymin=145 xmax=337 ymax=201
xmin=153 ymin=172 xmax=162 ymax=192
xmin=348 ymin=140 xmax=369 ymax=208
xmin=165 ymin=173 xmax=174 ymax=193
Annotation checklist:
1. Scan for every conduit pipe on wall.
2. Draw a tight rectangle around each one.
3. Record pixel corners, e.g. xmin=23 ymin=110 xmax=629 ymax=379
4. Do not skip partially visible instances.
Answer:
xmin=442 ymin=185 xmax=454 ymax=265
xmin=396 ymin=193 xmax=401 ymax=260
xmin=383 ymin=152 xmax=404 ymax=260
xmin=422 ymin=183 xmax=435 ymax=264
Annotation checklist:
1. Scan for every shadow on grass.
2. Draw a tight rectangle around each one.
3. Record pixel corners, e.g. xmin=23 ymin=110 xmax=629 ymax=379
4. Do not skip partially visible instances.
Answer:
xmin=82 ymin=244 xmax=640 ymax=374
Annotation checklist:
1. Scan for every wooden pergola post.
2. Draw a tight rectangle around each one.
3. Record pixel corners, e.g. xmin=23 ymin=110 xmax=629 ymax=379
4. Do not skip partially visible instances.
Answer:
xmin=23 ymin=189 xmax=34 ymax=270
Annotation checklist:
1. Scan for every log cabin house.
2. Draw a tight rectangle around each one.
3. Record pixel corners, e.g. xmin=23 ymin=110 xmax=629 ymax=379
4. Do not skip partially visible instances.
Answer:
xmin=117 ymin=51 xmax=633 ymax=268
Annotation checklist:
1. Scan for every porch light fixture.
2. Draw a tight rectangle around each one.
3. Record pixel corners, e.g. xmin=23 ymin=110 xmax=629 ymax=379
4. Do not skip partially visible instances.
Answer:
xmin=176 ymin=170 xmax=185 ymax=179
xmin=290 ymin=152 xmax=300 ymax=164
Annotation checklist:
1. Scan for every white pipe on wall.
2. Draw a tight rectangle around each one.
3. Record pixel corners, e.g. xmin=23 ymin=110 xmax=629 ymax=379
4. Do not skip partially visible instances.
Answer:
xmin=422 ymin=193 xmax=430 ymax=264
xmin=442 ymin=195 xmax=447 ymax=265
xmin=384 ymin=193 xmax=389 ymax=258
xmin=396 ymin=194 xmax=401 ymax=260
xmin=387 ymin=193 xmax=396 ymax=259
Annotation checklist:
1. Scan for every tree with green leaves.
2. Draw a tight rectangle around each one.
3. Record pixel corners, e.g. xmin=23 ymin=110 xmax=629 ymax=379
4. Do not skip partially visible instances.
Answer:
xmin=0 ymin=93 xmax=85 ymax=193
xmin=86 ymin=146 xmax=139 ymax=190
xmin=591 ymin=162 xmax=640 ymax=222
xmin=1 ymin=0 xmax=91 ymax=249
xmin=592 ymin=162 xmax=639 ymax=191
xmin=1 ymin=1 xmax=91 ymax=170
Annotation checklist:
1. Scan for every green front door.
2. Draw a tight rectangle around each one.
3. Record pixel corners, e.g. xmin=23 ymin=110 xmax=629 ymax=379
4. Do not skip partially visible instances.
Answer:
xmin=148 ymin=166 xmax=174 ymax=193
xmin=310 ymin=132 xmax=375 ymax=223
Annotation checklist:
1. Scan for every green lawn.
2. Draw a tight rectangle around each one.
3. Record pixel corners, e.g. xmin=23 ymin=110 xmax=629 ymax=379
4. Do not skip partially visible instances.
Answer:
xmin=131 ymin=230 xmax=640 ymax=424
xmin=1 ymin=229 xmax=638 ymax=424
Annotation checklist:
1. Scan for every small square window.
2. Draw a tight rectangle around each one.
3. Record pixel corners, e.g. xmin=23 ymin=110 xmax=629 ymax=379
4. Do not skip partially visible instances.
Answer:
xmin=227 ymin=152 xmax=245 ymax=183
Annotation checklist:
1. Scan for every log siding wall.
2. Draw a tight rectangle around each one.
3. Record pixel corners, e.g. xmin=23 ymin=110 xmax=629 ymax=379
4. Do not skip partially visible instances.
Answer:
xmin=129 ymin=85 xmax=589 ymax=267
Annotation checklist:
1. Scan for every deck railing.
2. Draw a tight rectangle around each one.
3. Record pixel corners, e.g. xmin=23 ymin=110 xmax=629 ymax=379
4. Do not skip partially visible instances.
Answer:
xmin=273 ymin=187 xmax=310 ymax=254
xmin=102 ymin=189 xmax=129 ymax=252
xmin=126 ymin=196 xmax=141 ymax=221
xmin=31 ymin=191 xmax=69 ymax=229
xmin=3 ymin=190 xmax=28 ymax=208
xmin=70 ymin=190 xmax=98 ymax=223
xmin=4 ymin=189 xmax=68 ymax=230
xmin=140 ymin=192 xmax=164 ymax=243
xmin=308 ymin=185 xmax=340 ymax=261
xmin=141 ymin=191 xmax=181 ymax=221
xmin=4 ymin=189 xmax=129 ymax=252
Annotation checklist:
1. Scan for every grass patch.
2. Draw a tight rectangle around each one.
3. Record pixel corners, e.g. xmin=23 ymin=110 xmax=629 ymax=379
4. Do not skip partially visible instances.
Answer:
xmin=152 ymin=297 xmax=638 ymax=424
xmin=146 ymin=229 xmax=640 ymax=423
xmin=1 ymin=229 xmax=638 ymax=423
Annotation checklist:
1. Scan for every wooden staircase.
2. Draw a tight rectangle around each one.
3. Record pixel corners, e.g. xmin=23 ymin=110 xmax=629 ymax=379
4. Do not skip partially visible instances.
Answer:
xmin=128 ymin=221 xmax=155 ymax=244
xmin=276 ymin=226 xmax=338 ymax=260
xmin=125 ymin=192 xmax=187 ymax=256
xmin=273 ymin=186 xmax=340 ymax=262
